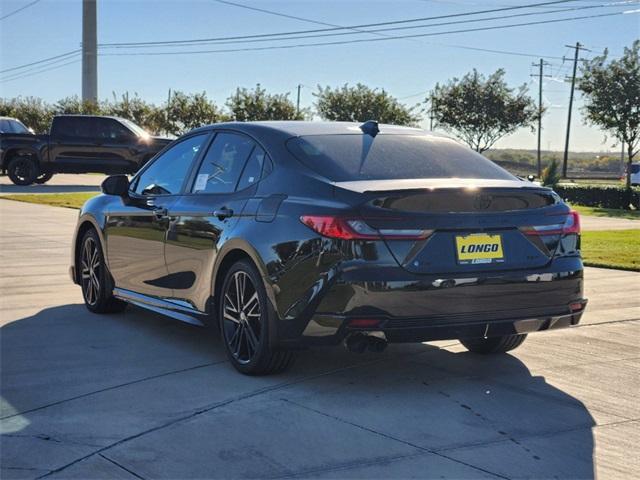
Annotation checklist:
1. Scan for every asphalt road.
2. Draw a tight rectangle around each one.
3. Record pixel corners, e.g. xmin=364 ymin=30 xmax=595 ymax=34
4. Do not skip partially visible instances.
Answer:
xmin=0 ymin=174 xmax=104 ymax=194
xmin=1 ymin=199 xmax=639 ymax=479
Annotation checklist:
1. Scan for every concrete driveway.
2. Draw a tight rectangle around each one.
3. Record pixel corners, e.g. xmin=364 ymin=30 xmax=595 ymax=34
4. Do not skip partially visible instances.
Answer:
xmin=1 ymin=199 xmax=639 ymax=479
xmin=579 ymin=215 xmax=639 ymax=231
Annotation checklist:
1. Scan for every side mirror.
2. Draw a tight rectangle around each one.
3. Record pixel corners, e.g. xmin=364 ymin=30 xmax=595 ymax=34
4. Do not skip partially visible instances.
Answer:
xmin=527 ymin=174 xmax=536 ymax=182
xmin=101 ymin=175 xmax=130 ymax=197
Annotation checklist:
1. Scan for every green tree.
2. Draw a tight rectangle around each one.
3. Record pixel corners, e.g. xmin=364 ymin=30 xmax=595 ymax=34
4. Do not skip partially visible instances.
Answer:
xmin=105 ymin=92 xmax=165 ymax=134
xmin=53 ymin=95 xmax=105 ymax=115
xmin=0 ymin=96 xmax=53 ymax=133
xmin=314 ymin=83 xmax=420 ymax=126
xmin=541 ymin=158 xmax=561 ymax=188
xmin=430 ymin=69 xmax=538 ymax=153
xmin=165 ymin=91 xmax=227 ymax=136
xmin=578 ymin=40 xmax=640 ymax=193
xmin=227 ymin=84 xmax=304 ymax=121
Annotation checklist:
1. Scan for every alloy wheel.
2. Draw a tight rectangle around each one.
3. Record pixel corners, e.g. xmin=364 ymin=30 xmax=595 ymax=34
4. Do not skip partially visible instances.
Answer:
xmin=81 ymin=236 xmax=101 ymax=306
xmin=222 ymin=270 xmax=262 ymax=364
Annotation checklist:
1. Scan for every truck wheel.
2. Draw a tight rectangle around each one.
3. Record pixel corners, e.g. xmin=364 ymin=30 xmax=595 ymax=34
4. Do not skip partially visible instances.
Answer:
xmin=460 ymin=334 xmax=527 ymax=354
xmin=7 ymin=156 xmax=39 ymax=186
xmin=35 ymin=172 xmax=54 ymax=184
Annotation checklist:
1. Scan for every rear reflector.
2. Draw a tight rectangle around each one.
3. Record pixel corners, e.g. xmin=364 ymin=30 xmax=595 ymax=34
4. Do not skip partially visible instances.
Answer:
xmin=348 ymin=318 xmax=382 ymax=328
xmin=300 ymin=215 xmax=432 ymax=240
xmin=569 ymin=302 xmax=585 ymax=312
xmin=520 ymin=210 xmax=581 ymax=236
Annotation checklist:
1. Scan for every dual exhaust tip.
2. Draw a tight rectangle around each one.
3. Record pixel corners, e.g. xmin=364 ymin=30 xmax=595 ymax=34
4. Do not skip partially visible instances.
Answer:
xmin=345 ymin=333 xmax=387 ymax=354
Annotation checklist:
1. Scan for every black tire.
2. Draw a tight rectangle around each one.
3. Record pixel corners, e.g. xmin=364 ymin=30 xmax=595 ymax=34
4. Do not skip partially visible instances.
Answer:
xmin=7 ymin=155 xmax=39 ymax=186
xmin=219 ymin=259 xmax=295 ymax=375
xmin=79 ymin=229 xmax=127 ymax=314
xmin=460 ymin=334 xmax=527 ymax=354
xmin=34 ymin=171 xmax=54 ymax=184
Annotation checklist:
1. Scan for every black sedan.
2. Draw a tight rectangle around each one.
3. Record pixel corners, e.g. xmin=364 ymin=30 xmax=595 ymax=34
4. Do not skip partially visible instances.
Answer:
xmin=70 ymin=121 xmax=587 ymax=375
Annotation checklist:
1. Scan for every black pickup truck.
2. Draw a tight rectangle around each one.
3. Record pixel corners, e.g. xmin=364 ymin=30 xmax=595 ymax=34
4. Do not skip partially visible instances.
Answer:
xmin=0 ymin=115 xmax=172 ymax=185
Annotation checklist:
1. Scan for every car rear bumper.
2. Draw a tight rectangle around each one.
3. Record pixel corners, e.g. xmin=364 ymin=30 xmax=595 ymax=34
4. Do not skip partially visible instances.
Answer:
xmin=279 ymin=256 xmax=585 ymax=346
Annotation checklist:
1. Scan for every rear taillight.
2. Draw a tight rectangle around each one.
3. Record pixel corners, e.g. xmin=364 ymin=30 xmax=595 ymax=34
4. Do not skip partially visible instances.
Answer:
xmin=300 ymin=215 xmax=432 ymax=240
xmin=520 ymin=210 xmax=580 ymax=236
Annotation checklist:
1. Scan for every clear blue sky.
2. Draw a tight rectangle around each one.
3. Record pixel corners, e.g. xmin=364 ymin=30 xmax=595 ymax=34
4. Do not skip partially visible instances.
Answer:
xmin=1 ymin=0 xmax=638 ymax=152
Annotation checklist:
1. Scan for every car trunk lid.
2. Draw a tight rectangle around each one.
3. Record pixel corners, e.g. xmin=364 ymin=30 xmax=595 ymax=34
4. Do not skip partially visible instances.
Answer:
xmin=334 ymin=179 xmax=566 ymax=275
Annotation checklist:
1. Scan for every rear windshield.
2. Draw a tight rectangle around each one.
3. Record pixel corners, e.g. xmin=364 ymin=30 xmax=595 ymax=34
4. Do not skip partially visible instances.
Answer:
xmin=286 ymin=134 xmax=516 ymax=182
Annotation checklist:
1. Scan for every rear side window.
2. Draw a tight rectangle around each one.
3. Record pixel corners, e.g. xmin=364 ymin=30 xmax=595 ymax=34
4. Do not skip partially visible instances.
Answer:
xmin=191 ymin=132 xmax=255 ymax=194
xmin=286 ymin=134 xmax=516 ymax=182
xmin=631 ymin=164 xmax=640 ymax=174
xmin=237 ymin=146 xmax=267 ymax=191
xmin=51 ymin=117 xmax=95 ymax=139
xmin=0 ymin=120 xmax=11 ymax=133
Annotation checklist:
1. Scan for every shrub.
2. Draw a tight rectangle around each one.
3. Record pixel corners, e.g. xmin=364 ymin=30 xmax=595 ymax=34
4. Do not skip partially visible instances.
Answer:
xmin=554 ymin=185 xmax=640 ymax=210
xmin=541 ymin=158 xmax=561 ymax=188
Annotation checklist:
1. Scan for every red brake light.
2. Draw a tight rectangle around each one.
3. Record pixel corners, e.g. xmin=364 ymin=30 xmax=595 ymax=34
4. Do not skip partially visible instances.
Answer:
xmin=300 ymin=216 xmax=431 ymax=240
xmin=521 ymin=210 xmax=580 ymax=236
xmin=300 ymin=216 xmax=369 ymax=240
xmin=562 ymin=210 xmax=580 ymax=234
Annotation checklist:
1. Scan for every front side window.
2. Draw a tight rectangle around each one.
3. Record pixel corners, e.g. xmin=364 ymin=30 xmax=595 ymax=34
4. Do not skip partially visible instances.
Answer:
xmin=95 ymin=118 xmax=133 ymax=141
xmin=119 ymin=118 xmax=150 ymax=138
xmin=192 ymin=132 xmax=255 ymax=194
xmin=133 ymin=133 xmax=207 ymax=196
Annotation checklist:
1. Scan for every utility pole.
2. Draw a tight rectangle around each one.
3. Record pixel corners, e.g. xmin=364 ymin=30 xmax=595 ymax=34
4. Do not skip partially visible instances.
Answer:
xmin=531 ymin=58 xmax=550 ymax=177
xmin=562 ymin=42 xmax=589 ymax=178
xmin=165 ymin=88 xmax=172 ymax=135
xmin=429 ymin=94 xmax=435 ymax=131
xmin=296 ymin=84 xmax=302 ymax=117
xmin=82 ymin=0 xmax=98 ymax=103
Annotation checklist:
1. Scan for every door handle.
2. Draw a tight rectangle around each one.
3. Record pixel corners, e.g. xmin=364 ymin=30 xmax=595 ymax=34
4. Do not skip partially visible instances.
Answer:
xmin=153 ymin=207 xmax=168 ymax=220
xmin=213 ymin=207 xmax=233 ymax=220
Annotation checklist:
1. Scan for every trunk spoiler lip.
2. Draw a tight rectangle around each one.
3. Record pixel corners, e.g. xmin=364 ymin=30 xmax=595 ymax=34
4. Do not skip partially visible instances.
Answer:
xmin=332 ymin=178 xmax=550 ymax=193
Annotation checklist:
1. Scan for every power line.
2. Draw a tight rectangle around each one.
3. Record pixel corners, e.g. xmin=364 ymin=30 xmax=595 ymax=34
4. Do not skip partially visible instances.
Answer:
xmin=0 ymin=0 xmax=42 ymax=21
xmin=211 ymin=0 xmax=429 ymax=46
xmin=0 ymin=49 xmax=80 ymax=74
xmin=100 ymin=11 xmax=636 ymax=57
xmin=0 ymin=52 xmax=80 ymax=79
xmin=212 ymin=0 xmax=343 ymax=28
xmin=99 ymin=2 xmax=627 ymax=50
xmin=99 ymin=0 xmax=581 ymax=47
xmin=436 ymin=43 xmax=565 ymax=60
xmin=1 ymin=59 xmax=80 ymax=83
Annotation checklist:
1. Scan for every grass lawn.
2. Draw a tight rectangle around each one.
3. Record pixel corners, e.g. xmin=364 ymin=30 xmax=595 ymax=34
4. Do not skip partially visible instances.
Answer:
xmin=1 ymin=193 xmax=98 ymax=209
xmin=581 ymin=230 xmax=640 ymax=271
xmin=572 ymin=205 xmax=640 ymax=220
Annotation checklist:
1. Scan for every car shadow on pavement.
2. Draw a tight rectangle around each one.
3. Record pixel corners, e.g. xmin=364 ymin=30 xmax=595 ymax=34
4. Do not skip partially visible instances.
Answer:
xmin=0 ymin=304 xmax=595 ymax=479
